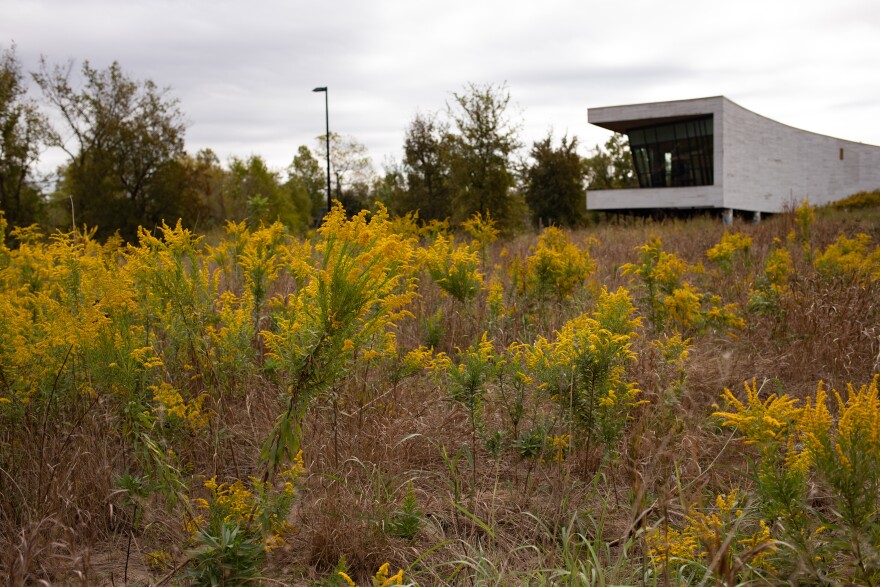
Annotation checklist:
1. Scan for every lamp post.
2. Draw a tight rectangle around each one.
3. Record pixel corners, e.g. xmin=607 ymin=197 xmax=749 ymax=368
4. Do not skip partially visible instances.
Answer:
xmin=312 ymin=86 xmax=331 ymax=214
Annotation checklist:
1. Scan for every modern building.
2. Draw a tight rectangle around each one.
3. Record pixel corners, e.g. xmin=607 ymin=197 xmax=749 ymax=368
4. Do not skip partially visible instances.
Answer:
xmin=587 ymin=96 xmax=880 ymax=218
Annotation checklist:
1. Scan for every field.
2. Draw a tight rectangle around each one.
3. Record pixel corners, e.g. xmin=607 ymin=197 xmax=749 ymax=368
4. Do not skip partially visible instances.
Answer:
xmin=2 ymin=200 xmax=880 ymax=586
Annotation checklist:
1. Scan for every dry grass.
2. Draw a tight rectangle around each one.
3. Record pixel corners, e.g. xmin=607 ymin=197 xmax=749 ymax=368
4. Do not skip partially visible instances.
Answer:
xmin=2 ymin=206 xmax=879 ymax=586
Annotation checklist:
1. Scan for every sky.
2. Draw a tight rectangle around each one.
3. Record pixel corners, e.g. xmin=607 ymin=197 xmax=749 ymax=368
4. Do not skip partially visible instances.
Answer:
xmin=4 ymin=0 xmax=880 ymax=178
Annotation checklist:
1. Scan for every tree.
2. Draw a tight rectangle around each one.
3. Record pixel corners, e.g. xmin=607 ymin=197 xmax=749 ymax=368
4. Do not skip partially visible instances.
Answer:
xmin=371 ymin=160 xmax=408 ymax=216
xmin=34 ymin=59 xmax=187 ymax=239
xmin=287 ymin=145 xmax=325 ymax=226
xmin=179 ymin=148 xmax=227 ymax=227
xmin=524 ymin=132 xmax=587 ymax=228
xmin=447 ymin=82 xmax=521 ymax=228
xmin=396 ymin=111 xmax=454 ymax=221
xmin=583 ymin=134 xmax=637 ymax=190
xmin=313 ymin=132 xmax=375 ymax=214
xmin=225 ymin=155 xmax=310 ymax=230
xmin=0 ymin=45 xmax=49 ymax=228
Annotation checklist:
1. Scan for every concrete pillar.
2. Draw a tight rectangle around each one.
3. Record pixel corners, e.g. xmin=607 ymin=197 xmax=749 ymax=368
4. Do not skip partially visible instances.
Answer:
xmin=752 ymin=211 xmax=762 ymax=224
xmin=722 ymin=208 xmax=734 ymax=226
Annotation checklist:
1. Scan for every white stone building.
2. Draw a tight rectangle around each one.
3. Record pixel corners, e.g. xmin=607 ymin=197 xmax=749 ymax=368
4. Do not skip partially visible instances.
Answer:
xmin=587 ymin=96 xmax=880 ymax=217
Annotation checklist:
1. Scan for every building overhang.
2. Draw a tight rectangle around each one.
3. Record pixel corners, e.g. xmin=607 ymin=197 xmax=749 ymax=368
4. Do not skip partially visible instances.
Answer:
xmin=588 ymin=96 xmax=726 ymax=132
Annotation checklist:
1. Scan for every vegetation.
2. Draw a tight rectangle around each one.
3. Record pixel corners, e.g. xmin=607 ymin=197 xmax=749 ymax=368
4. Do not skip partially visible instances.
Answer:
xmin=34 ymin=59 xmax=189 ymax=241
xmin=1 ymin=46 xmax=644 ymax=240
xmin=2 ymin=198 xmax=880 ymax=585
xmin=3 ymin=43 xmax=880 ymax=586
xmin=524 ymin=133 xmax=587 ymax=228
xmin=0 ymin=45 xmax=50 ymax=228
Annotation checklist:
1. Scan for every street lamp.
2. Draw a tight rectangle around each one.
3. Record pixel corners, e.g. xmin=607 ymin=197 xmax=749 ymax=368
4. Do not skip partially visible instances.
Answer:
xmin=312 ymin=86 xmax=331 ymax=214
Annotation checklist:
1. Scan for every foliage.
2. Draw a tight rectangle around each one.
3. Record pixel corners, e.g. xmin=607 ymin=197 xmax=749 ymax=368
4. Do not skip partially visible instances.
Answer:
xmin=0 ymin=45 xmax=50 ymax=229
xmin=651 ymin=331 xmax=692 ymax=404
xmin=225 ymin=155 xmax=311 ymax=231
xmin=748 ymin=239 xmax=792 ymax=316
xmin=830 ymin=189 xmax=880 ymax=210
xmin=444 ymin=333 xmax=495 ymax=426
xmin=813 ymin=232 xmax=880 ymax=281
xmin=418 ymin=232 xmax=483 ymax=304
xmin=288 ymin=144 xmax=327 ymax=226
xmin=622 ymin=237 xmax=743 ymax=334
xmin=715 ymin=376 xmax=880 ymax=584
xmin=523 ymin=287 xmax=642 ymax=457
xmin=34 ymin=59 xmax=187 ymax=241
xmin=176 ymin=148 xmax=227 ymax=229
xmin=186 ymin=452 xmax=305 ymax=585
xmin=389 ymin=481 xmax=423 ymax=540
xmin=524 ymin=132 xmax=587 ymax=228
xmin=460 ymin=211 xmax=499 ymax=258
xmin=395 ymin=111 xmax=455 ymax=222
xmin=705 ymin=231 xmax=752 ymax=274
xmin=646 ymin=489 xmax=776 ymax=584
xmin=794 ymin=199 xmax=815 ymax=250
xmin=4 ymin=197 xmax=879 ymax=585
xmin=314 ymin=132 xmax=376 ymax=215
xmin=583 ymin=134 xmax=637 ymax=190
xmin=516 ymin=226 xmax=594 ymax=302
xmin=371 ymin=562 xmax=405 ymax=587
xmin=261 ymin=203 xmax=418 ymax=477
xmin=446 ymin=82 xmax=521 ymax=229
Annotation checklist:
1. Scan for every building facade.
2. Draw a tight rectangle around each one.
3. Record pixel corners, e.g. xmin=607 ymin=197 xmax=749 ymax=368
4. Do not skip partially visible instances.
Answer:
xmin=587 ymin=96 xmax=880 ymax=215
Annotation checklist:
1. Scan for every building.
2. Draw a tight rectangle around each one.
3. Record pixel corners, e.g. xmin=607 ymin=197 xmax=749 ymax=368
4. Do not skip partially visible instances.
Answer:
xmin=587 ymin=96 xmax=880 ymax=219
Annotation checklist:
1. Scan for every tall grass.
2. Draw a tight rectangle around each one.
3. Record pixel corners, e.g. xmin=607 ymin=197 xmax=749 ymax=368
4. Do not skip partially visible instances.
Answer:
xmin=1 ymin=201 xmax=879 ymax=585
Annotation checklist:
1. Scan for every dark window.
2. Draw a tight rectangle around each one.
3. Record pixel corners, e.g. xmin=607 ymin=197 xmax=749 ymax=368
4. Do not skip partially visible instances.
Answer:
xmin=626 ymin=116 xmax=714 ymax=188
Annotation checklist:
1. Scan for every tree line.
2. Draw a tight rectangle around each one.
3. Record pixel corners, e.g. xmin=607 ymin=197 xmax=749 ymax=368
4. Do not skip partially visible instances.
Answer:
xmin=1 ymin=46 xmax=636 ymax=240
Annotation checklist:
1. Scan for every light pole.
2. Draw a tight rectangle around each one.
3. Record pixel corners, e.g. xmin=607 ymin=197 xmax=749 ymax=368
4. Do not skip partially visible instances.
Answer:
xmin=312 ymin=86 xmax=331 ymax=214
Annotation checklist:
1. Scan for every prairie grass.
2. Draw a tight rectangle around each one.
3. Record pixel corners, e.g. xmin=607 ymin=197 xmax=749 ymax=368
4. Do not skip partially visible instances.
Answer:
xmin=1 ymin=202 xmax=879 ymax=585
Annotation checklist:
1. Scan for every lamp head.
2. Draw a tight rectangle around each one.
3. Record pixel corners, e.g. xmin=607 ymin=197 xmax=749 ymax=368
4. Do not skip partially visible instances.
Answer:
xmin=313 ymin=86 xmax=327 ymax=92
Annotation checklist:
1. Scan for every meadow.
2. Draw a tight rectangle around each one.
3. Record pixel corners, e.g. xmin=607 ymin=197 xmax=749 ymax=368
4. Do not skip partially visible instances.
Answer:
xmin=1 ymin=197 xmax=879 ymax=586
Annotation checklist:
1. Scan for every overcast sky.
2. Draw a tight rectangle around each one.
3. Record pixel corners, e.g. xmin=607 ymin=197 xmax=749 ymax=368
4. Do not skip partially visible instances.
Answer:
xmin=4 ymin=0 xmax=880 ymax=177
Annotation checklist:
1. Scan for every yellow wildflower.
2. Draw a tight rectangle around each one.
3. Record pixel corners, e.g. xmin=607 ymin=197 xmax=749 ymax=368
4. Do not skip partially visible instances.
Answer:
xmin=714 ymin=380 xmax=801 ymax=446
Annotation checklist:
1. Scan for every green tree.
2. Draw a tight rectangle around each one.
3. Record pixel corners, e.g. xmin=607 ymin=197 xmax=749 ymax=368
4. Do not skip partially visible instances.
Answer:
xmin=179 ymin=148 xmax=228 ymax=227
xmin=225 ymin=155 xmax=309 ymax=230
xmin=372 ymin=162 xmax=408 ymax=215
xmin=0 ymin=45 xmax=49 ymax=228
xmin=524 ymin=132 xmax=586 ymax=228
xmin=583 ymin=134 xmax=637 ymax=190
xmin=396 ymin=111 xmax=454 ymax=221
xmin=287 ymin=145 xmax=325 ymax=226
xmin=447 ymin=82 xmax=522 ymax=229
xmin=34 ymin=59 xmax=187 ymax=240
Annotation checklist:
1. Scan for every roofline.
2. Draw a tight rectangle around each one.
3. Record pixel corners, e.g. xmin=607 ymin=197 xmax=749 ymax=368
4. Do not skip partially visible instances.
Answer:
xmin=589 ymin=95 xmax=727 ymax=112
xmin=588 ymin=96 xmax=880 ymax=148
xmin=588 ymin=96 xmax=726 ymax=133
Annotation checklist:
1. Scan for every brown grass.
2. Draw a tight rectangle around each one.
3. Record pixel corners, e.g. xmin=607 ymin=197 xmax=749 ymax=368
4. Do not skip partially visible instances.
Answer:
xmin=2 ymin=207 xmax=879 ymax=585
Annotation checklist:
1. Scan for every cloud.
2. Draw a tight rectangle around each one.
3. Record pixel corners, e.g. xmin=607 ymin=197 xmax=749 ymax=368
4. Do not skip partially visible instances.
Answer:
xmin=4 ymin=0 xmax=880 ymax=175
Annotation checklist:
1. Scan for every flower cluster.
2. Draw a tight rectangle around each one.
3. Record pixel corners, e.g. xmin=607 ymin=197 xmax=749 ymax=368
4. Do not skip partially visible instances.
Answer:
xmin=706 ymin=231 xmax=752 ymax=274
xmin=647 ymin=489 xmax=776 ymax=577
xmin=814 ymin=232 xmax=880 ymax=282
xmin=418 ymin=233 xmax=483 ymax=303
xmin=523 ymin=287 xmax=642 ymax=453
xmin=714 ymin=376 xmax=880 ymax=583
xmin=622 ymin=237 xmax=743 ymax=333
xmin=516 ymin=226 xmax=595 ymax=301
xmin=151 ymin=383 xmax=209 ymax=430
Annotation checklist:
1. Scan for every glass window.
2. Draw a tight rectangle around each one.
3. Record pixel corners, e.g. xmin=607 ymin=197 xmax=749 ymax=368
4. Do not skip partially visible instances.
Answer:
xmin=625 ymin=115 xmax=714 ymax=188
